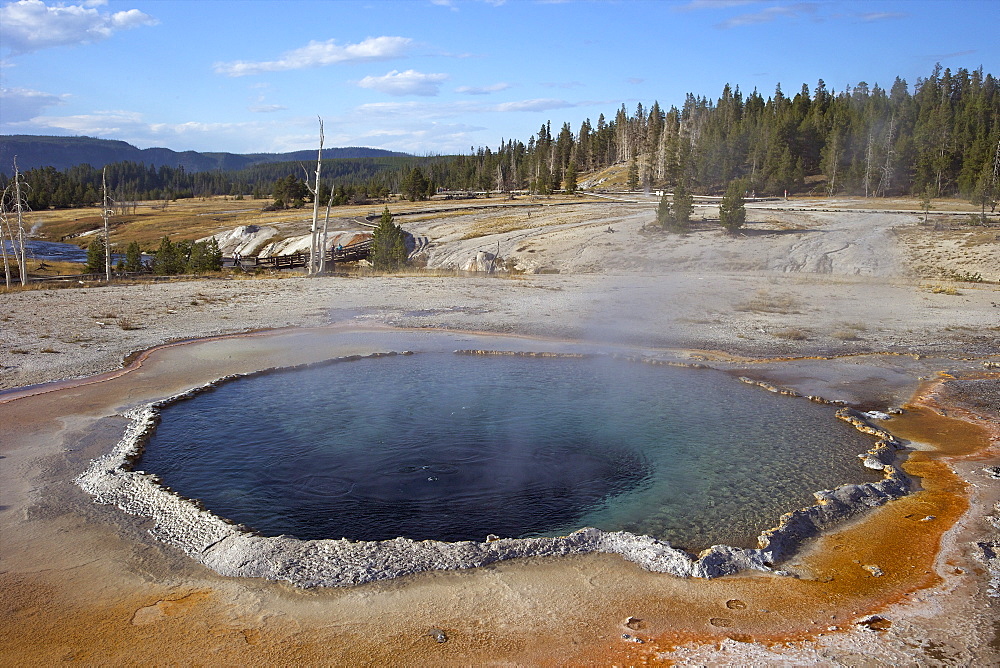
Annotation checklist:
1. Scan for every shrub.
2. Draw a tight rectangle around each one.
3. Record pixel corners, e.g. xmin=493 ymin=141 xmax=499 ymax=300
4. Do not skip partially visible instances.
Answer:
xmin=719 ymin=179 xmax=747 ymax=234
xmin=85 ymin=236 xmax=106 ymax=274
xmin=370 ymin=207 xmax=408 ymax=271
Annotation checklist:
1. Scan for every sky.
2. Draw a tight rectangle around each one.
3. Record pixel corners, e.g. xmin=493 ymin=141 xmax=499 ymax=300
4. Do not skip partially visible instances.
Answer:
xmin=1 ymin=0 xmax=997 ymax=156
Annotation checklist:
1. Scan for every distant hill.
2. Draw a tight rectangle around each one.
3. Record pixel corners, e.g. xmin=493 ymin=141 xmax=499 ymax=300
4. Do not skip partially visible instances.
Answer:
xmin=0 ymin=135 xmax=411 ymax=175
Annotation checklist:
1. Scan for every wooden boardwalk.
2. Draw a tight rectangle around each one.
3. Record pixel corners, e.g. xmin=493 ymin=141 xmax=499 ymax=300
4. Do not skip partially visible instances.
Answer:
xmin=225 ymin=240 xmax=372 ymax=271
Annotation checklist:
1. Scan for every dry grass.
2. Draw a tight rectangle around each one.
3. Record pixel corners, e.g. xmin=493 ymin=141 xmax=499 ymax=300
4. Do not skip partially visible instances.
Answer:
xmin=116 ymin=316 xmax=143 ymax=331
xmin=830 ymin=329 xmax=861 ymax=340
xmin=2 ymin=281 xmax=73 ymax=294
xmin=895 ymin=222 xmax=999 ymax=283
xmin=734 ymin=289 xmax=801 ymax=314
xmin=405 ymin=210 xmax=473 ymax=223
xmin=790 ymin=196 xmax=981 ymax=212
xmin=773 ymin=328 xmax=809 ymax=340
xmin=1 ymin=259 xmax=85 ymax=280
xmin=830 ymin=321 xmax=868 ymax=340
xmin=580 ymin=162 xmax=630 ymax=189
xmin=23 ymin=194 xmax=593 ymax=255
xmin=25 ymin=197 xmax=270 ymax=251
xmin=460 ymin=214 xmax=536 ymax=240
xmin=927 ymin=284 xmax=961 ymax=295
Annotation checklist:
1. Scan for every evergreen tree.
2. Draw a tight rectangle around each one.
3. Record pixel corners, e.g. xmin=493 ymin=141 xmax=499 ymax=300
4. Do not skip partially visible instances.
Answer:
xmin=370 ymin=207 xmax=408 ymax=271
xmin=564 ymin=161 xmax=578 ymax=193
xmin=206 ymin=237 xmax=223 ymax=270
xmin=124 ymin=240 xmax=143 ymax=272
xmin=719 ymin=180 xmax=747 ymax=234
xmin=6 ymin=64 xmax=997 ymax=204
xmin=533 ymin=163 xmax=553 ymax=195
xmin=656 ymin=190 xmax=674 ymax=230
xmin=151 ymin=236 xmax=184 ymax=274
xmin=402 ymin=167 xmax=428 ymax=201
xmin=626 ymin=159 xmax=639 ymax=191
xmin=85 ymin=236 xmax=106 ymax=274
xmin=971 ymin=162 xmax=998 ymax=222
xmin=187 ymin=239 xmax=223 ymax=273
xmin=672 ymin=181 xmax=694 ymax=228
xmin=919 ymin=186 xmax=934 ymax=223
xmin=272 ymin=174 xmax=308 ymax=208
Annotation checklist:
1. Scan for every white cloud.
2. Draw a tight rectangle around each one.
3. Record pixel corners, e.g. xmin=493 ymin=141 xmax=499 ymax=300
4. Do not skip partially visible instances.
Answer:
xmin=716 ymin=2 xmax=819 ymax=29
xmin=20 ymin=109 xmax=146 ymax=136
xmin=492 ymin=98 xmax=574 ymax=112
xmin=455 ymin=82 xmax=511 ymax=95
xmin=858 ymin=11 xmax=906 ymax=22
xmin=0 ymin=86 xmax=67 ymax=121
xmin=11 ymin=108 xmax=296 ymax=151
xmin=675 ymin=0 xmax=755 ymax=10
xmin=214 ymin=36 xmax=413 ymax=77
xmin=248 ymin=104 xmax=287 ymax=113
xmin=355 ymin=96 xmax=579 ymax=119
xmin=350 ymin=122 xmax=488 ymax=155
xmin=0 ymin=0 xmax=157 ymax=54
xmin=541 ymin=81 xmax=584 ymax=90
xmin=356 ymin=69 xmax=448 ymax=96
xmin=354 ymin=101 xmax=426 ymax=115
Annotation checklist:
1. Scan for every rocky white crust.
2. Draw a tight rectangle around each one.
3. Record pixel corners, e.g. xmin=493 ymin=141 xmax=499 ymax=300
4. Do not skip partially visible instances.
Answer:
xmin=76 ymin=352 xmax=910 ymax=588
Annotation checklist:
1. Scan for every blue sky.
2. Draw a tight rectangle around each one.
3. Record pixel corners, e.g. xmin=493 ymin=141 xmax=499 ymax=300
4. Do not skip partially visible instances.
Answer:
xmin=1 ymin=0 xmax=997 ymax=155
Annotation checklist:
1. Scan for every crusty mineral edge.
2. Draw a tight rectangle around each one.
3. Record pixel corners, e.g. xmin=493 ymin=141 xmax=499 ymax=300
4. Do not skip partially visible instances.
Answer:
xmin=3 ymin=341 xmax=996 ymax=666
xmin=75 ymin=350 xmax=910 ymax=588
xmin=628 ymin=397 xmax=997 ymax=666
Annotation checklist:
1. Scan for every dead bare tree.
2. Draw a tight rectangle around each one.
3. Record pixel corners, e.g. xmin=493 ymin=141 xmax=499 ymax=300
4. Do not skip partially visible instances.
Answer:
xmin=1 ymin=193 xmax=13 ymax=289
xmin=876 ymin=116 xmax=895 ymax=198
xmin=318 ymin=188 xmax=336 ymax=273
xmin=7 ymin=157 xmax=29 ymax=286
xmin=863 ymin=131 xmax=875 ymax=198
xmin=102 ymin=166 xmax=113 ymax=281
xmin=304 ymin=117 xmax=324 ymax=275
xmin=993 ymin=137 xmax=1000 ymax=213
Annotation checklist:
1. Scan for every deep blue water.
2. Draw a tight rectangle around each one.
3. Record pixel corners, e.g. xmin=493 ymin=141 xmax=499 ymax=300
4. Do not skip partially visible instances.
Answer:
xmin=138 ymin=354 xmax=879 ymax=549
xmin=3 ymin=239 xmax=131 ymax=267
xmin=3 ymin=239 xmax=89 ymax=263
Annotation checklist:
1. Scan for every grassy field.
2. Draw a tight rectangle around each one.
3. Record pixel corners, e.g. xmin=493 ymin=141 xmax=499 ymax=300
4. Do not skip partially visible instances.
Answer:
xmin=25 ymin=197 xmax=290 ymax=252
xmin=14 ymin=189 xmax=994 ymax=278
xmin=21 ymin=193 xmax=607 ymax=253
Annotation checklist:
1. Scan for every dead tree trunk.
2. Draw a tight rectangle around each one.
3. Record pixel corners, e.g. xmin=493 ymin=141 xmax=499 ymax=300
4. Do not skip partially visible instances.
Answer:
xmin=863 ymin=131 xmax=875 ymax=198
xmin=1 ymin=197 xmax=12 ymax=289
xmin=307 ymin=117 xmax=324 ymax=275
xmin=13 ymin=157 xmax=27 ymax=286
xmin=876 ymin=116 xmax=895 ymax=198
xmin=102 ymin=167 xmax=112 ymax=281
xmin=992 ymin=138 xmax=1000 ymax=214
xmin=321 ymin=188 xmax=335 ymax=273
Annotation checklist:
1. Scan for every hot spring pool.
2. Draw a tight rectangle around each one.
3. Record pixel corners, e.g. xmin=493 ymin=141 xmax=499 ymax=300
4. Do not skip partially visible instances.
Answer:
xmin=137 ymin=352 xmax=880 ymax=551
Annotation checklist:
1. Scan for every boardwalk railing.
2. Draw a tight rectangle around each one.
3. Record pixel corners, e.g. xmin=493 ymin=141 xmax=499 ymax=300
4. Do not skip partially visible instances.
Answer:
xmin=225 ymin=240 xmax=372 ymax=271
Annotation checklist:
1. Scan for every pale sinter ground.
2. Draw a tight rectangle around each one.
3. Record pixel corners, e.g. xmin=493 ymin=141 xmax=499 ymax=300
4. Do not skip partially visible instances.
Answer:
xmin=1 ymin=197 xmax=998 ymax=665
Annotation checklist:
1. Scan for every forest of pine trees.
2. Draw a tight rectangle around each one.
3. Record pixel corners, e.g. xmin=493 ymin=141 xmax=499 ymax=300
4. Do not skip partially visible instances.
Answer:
xmin=2 ymin=64 xmax=997 ymax=210
xmin=442 ymin=64 xmax=999 ymax=200
xmin=0 ymin=157 xmax=416 ymax=211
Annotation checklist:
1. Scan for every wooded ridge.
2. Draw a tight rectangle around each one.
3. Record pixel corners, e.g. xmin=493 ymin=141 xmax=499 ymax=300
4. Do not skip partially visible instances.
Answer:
xmin=0 ymin=135 xmax=409 ymax=175
xmin=2 ymin=64 xmax=997 ymax=210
